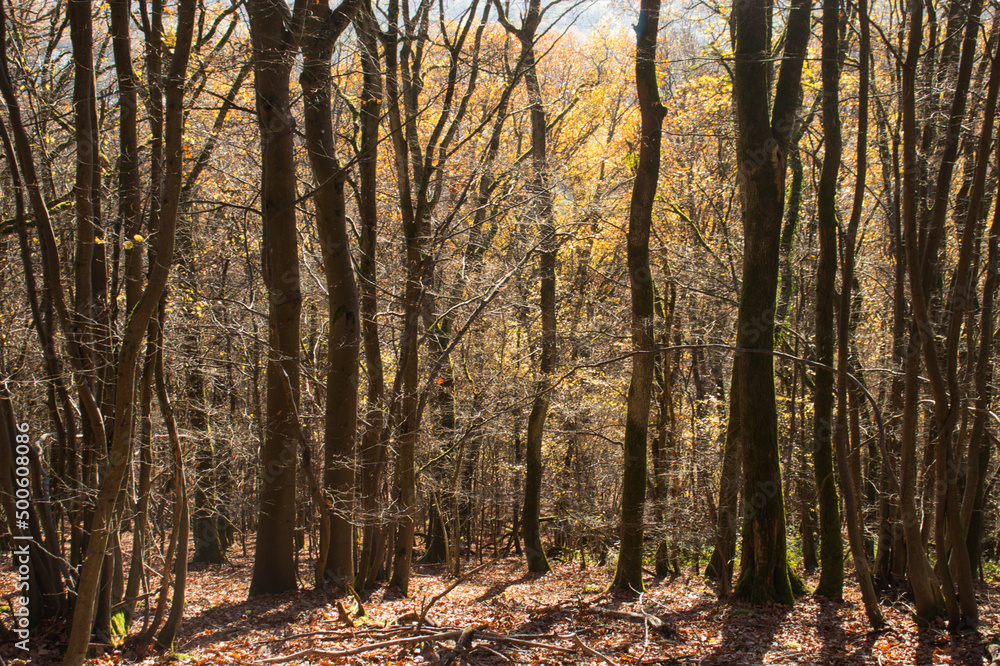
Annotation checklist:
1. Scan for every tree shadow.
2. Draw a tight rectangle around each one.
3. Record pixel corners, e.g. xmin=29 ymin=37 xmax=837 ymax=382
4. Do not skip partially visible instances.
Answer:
xmin=915 ymin=626 xmax=989 ymax=666
xmin=173 ymin=586 xmax=339 ymax=652
xmin=814 ymin=597 xmax=880 ymax=665
xmin=472 ymin=571 xmax=537 ymax=603
xmin=655 ymin=598 xmax=725 ymax=632
xmin=506 ymin=603 xmax=573 ymax=636
xmin=704 ymin=601 xmax=791 ymax=665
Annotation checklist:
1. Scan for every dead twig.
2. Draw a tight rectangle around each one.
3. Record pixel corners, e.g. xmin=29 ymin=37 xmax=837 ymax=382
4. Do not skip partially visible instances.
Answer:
xmin=638 ymin=592 xmax=651 ymax=660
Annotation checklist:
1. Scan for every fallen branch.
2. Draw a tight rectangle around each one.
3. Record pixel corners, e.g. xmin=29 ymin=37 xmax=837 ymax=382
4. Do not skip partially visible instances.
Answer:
xmin=254 ymin=626 xmax=409 ymax=646
xmin=592 ymin=608 xmax=663 ymax=628
xmin=436 ymin=627 xmax=477 ymax=665
xmin=636 ymin=593 xmax=650 ymax=661
xmin=259 ymin=624 xmax=618 ymax=664
xmin=527 ymin=600 xmax=577 ymax=616
xmin=473 ymin=643 xmax=513 ymax=662
xmin=588 ymin=606 xmax=677 ymax=638
xmin=257 ymin=629 xmax=463 ymax=664
xmin=477 ymin=632 xmax=576 ymax=653
xmin=572 ymin=634 xmax=617 ymax=665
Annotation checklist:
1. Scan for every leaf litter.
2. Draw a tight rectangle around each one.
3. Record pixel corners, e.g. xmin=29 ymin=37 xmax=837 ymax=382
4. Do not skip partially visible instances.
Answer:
xmin=3 ymin=546 xmax=999 ymax=665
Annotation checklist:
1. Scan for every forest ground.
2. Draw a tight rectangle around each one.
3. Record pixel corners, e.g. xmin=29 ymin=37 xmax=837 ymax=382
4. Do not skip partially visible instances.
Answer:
xmin=3 ymin=540 xmax=1000 ymax=665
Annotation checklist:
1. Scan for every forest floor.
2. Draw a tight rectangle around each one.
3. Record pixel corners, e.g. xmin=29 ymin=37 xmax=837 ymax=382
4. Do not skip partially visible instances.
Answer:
xmin=4 ymin=542 xmax=1000 ymax=665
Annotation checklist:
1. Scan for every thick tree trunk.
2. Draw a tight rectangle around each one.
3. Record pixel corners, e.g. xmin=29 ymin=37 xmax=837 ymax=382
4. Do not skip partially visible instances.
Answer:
xmin=247 ymin=0 xmax=307 ymax=598
xmin=729 ymin=0 xmax=811 ymax=606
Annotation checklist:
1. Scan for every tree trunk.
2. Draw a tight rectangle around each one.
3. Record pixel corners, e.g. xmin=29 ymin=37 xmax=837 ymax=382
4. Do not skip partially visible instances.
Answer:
xmin=609 ymin=0 xmax=665 ymax=594
xmin=300 ymin=0 xmax=363 ymax=590
xmin=652 ymin=281 xmax=676 ymax=577
xmin=353 ymin=3 xmax=388 ymax=592
xmin=707 ymin=368 xmax=741 ymax=595
xmin=729 ymin=0 xmax=811 ymax=606
xmin=811 ymin=0 xmax=843 ymax=600
xmin=153 ymin=336 xmax=189 ymax=649
xmin=123 ymin=333 xmax=155 ymax=626
xmin=247 ymin=0 xmax=307 ymax=598
xmin=900 ymin=0 xmax=985 ymax=628
xmin=60 ymin=0 xmax=196 ymax=658
xmin=385 ymin=0 xmax=426 ymax=596
xmin=189 ymin=327 xmax=226 ymax=565
xmin=384 ymin=0 xmax=487 ymax=593
xmin=493 ymin=0 xmax=555 ymax=575
xmin=833 ymin=0 xmax=884 ymax=628
xmin=871 ymin=83 xmax=907 ymax=586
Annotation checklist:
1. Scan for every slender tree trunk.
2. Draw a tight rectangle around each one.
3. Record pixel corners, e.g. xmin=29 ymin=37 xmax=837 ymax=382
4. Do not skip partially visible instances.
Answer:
xmin=353 ymin=3 xmax=388 ymax=592
xmin=153 ymin=338 xmax=189 ymax=649
xmin=812 ymin=0 xmax=843 ymax=600
xmin=0 ymin=109 xmax=69 ymax=623
xmin=832 ymin=0 xmax=884 ymax=628
xmin=493 ymin=0 xmax=555 ymax=574
xmin=300 ymin=0 xmax=363 ymax=590
xmin=872 ymin=86 xmax=907 ymax=585
xmin=609 ymin=0 xmax=665 ymax=594
xmin=898 ymin=6 xmax=944 ymax=622
xmin=900 ymin=0 xmax=985 ymax=628
xmin=123 ymin=334 xmax=155 ymax=626
xmin=383 ymin=0 xmax=422 ymax=596
xmin=707 ymin=369 xmax=741 ymax=595
xmin=652 ymin=282 xmax=676 ymax=577
xmin=0 ymin=386 xmax=66 ymax=622
xmin=60 ymin=0 xmax=196 ymax=659
xmin=963 ymin=190 xmax=1000 ymax=575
